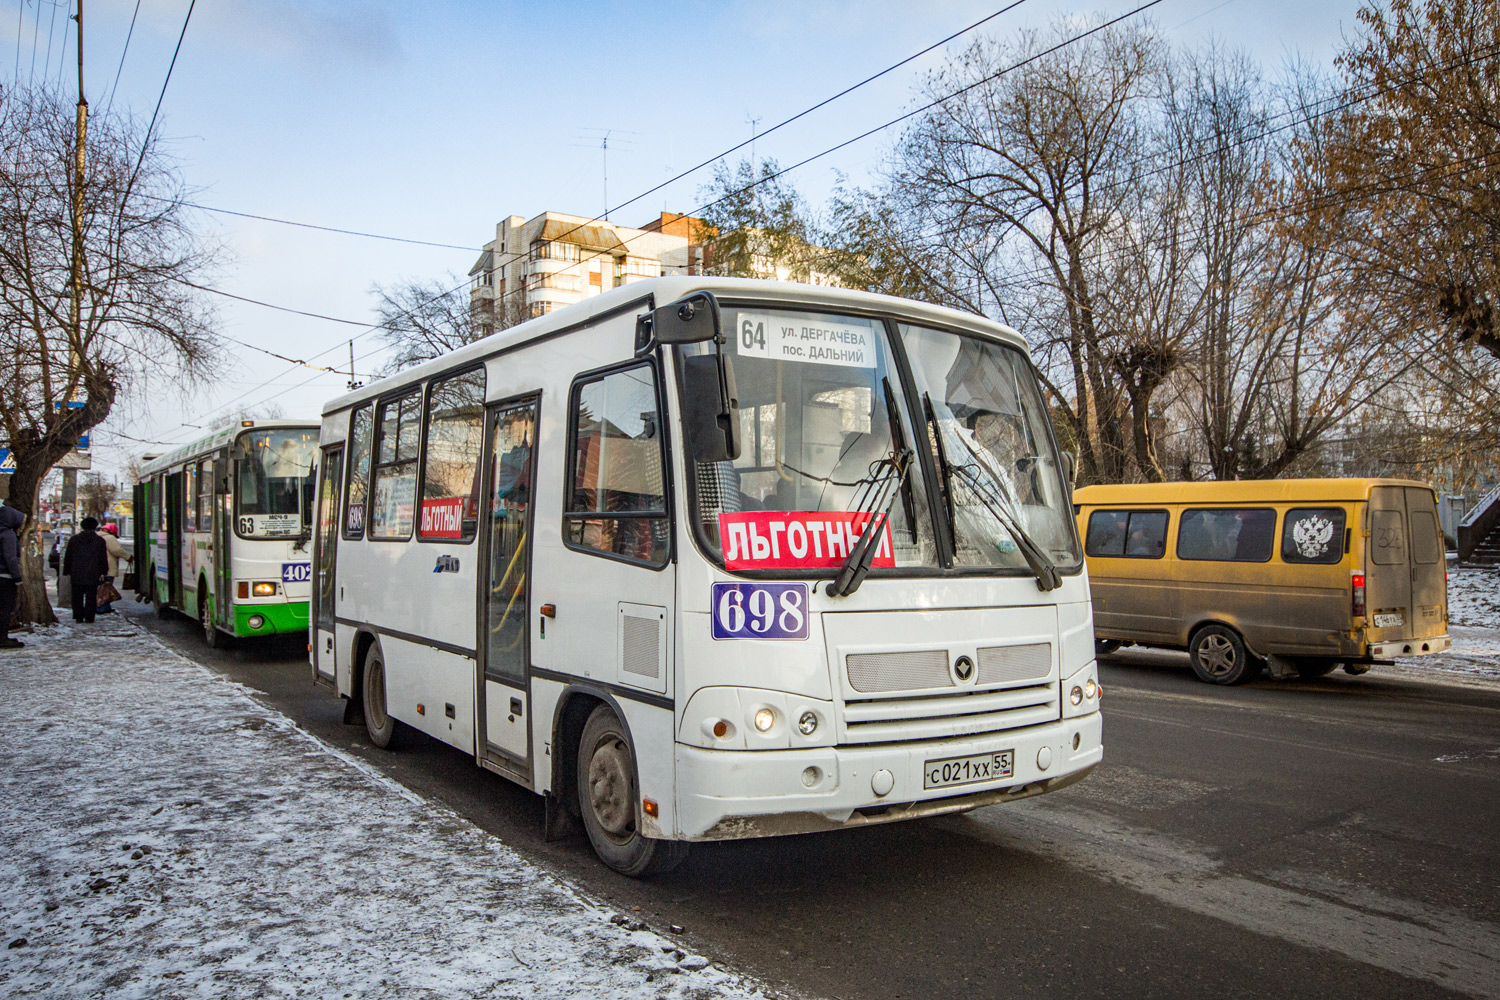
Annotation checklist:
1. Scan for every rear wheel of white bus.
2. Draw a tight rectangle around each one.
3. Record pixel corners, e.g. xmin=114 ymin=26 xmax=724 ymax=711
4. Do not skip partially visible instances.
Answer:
xmin=362 ymin=643 xmax=399 ymax=749
xmin=577 ymin=705 xmax=687 ymax=877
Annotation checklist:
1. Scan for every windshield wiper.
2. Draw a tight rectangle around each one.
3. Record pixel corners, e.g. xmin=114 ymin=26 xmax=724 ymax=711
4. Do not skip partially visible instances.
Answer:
xmin=949 ymin=462 xmax=1062 ymax=592
xmin=825 ymin=447 xmax=914 ymax=598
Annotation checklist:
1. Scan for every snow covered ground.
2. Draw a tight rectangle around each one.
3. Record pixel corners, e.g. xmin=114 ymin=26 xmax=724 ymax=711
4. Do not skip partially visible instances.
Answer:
xmin=1376 ymin=564 xmax=1500 ymax=684
xmin=0 ymin=616 xmax=780 ymax=1000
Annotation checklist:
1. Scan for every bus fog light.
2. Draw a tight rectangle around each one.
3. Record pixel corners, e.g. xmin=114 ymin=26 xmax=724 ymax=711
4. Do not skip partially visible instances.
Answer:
xmin=1072 ymin=732 xmax=1081 ymax=751
xmin=247 ymin=615 xmax=265 ymax=630
xmin=753 ymin=707 xmax=776 ymax=733
xmin=797 ymin=711 xmax=818 ymax=736
xmin=1070 ymin=685 xmax=1084 ymax=706
xmin=702 ymin=718 xmax=733 ymax=740
xmin=802 ymin=766 xmax=821 ymax=788
xmin=252 ymin=581 xmax=277 ymax=597
xmin=1085 ymin=679 xmax=1098 ymax=700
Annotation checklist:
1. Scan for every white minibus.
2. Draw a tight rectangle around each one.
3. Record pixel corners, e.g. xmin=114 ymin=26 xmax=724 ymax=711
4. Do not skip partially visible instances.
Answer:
xmin=312 ymin=276 xmax=1101 ymax=874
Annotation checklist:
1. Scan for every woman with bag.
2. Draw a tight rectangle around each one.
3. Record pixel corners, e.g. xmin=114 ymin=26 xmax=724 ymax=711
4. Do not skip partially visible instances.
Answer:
xmin=0 ymin=504 xmax=24 ymax=649
xmin=98 ymin=523 xmax=129 ymax=615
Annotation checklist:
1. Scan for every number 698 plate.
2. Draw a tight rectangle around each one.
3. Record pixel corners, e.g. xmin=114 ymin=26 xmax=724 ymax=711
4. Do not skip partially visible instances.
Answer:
xmin=711 ymin=583 xmax=809 ymax=640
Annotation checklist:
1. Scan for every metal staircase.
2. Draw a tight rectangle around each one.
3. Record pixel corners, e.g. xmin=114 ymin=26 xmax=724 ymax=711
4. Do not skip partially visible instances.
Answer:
xmin=1458 ymin=485 xmax=1500 ymax=566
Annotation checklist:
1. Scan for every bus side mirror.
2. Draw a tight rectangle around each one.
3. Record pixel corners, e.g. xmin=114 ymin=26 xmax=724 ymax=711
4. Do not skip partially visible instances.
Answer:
xmin=681 ymin=354 xmax=741 ymax=463
xmin=652 ymin=292 xmax=721 ymax=345
xmin=1061 ymin=451 xmax=1076 ymax=488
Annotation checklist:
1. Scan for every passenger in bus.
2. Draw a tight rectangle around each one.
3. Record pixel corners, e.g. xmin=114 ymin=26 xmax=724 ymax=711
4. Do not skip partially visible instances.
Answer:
xmin=0 ymin=504 xmax=24 ymax=649
xmin=63 ymin=517 xmax=109 ymax=624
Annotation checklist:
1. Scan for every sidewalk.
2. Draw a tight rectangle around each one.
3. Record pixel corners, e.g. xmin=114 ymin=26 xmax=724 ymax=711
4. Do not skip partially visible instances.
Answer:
xmin=0 ymin=615 xmax=777 ymax=999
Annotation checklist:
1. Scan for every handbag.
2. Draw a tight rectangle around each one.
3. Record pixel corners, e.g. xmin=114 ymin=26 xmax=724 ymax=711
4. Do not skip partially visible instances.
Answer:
xmin=122 ymin=570 xmax=137 ymax=592
xmin=96 ymin=580 xmax=123 ymax=605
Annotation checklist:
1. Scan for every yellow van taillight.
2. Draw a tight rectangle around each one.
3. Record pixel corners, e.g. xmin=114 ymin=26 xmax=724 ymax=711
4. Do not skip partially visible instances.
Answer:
xmin=1352 ymin=572 xmax=1366 ymax=618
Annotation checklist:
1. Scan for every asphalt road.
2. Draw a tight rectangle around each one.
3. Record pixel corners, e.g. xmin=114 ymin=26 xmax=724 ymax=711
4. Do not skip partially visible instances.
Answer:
xmin=125 ymin=601 xmax=1500 ymax=1000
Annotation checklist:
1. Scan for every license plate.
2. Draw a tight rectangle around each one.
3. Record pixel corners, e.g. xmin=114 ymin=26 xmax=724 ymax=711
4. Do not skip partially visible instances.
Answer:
xmin=924 ymin=750 xmax=1014 ymax=790
xmin=1373 ymin=611 xmax=1404 ymax=628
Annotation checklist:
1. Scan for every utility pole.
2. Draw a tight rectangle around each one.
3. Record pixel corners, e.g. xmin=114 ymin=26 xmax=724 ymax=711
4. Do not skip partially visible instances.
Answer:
xmin=61 ymin=1 xmax=88 ymax=539
xmin=347 ymin=339 xmax=362 ymax=392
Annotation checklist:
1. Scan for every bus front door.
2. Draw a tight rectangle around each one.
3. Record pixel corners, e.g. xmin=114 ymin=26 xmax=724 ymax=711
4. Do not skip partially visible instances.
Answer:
xmin=478 ymin=398 xmax=540 ymax=776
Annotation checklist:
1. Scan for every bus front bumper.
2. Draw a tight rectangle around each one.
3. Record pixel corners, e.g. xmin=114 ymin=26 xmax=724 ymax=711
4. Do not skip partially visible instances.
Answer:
xmin=673 ymin=712 xmax=1102 ymax=841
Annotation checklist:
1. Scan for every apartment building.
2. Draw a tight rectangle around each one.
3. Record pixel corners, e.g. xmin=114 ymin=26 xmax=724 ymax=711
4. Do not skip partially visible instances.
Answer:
xmin=468 ymin=212 xmax=705 ymax=332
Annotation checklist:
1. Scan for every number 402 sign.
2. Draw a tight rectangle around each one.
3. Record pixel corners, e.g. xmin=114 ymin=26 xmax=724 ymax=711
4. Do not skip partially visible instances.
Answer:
xmin=711 ymin=582 xmax=809 ymax=640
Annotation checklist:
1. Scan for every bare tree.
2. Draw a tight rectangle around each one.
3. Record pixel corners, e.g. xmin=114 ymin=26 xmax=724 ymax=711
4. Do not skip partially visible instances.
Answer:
xmin=77 ymin=473 xmax=118 ymax=519
xmin=1312 ymin=0 xmax=1500 ymax=359
xmin=696 ymin=157 xmax=824 ymax=281
xmin=889 ymin=19 xmax=1167 ymax=484
xmin=371 ymin=273 xmax=496 ymax=374
xmin=0 ymin=85 xmax=219 ymax=626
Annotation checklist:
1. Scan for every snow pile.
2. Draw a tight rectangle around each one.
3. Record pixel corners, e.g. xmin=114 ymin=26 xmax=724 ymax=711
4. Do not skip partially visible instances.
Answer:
xmin=1447 ymin=565 xmax=1500 ymax=629
xmin=0 ymin=618 xmax=776 ymax=1000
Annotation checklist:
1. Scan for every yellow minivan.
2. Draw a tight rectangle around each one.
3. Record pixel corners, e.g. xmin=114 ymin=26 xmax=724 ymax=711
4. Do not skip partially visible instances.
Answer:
xmin=1073 ymin=479 xmax=1452 ymax=684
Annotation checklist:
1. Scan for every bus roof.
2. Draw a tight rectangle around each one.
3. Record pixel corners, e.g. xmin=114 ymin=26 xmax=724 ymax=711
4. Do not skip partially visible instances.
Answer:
xmin=1073 ymin=478 xmax=1436 ymax=506
xmin=137 ymin=418 xmax=318 ymax=479
xmin=319 ymin=275 xmax=1029 ymax=416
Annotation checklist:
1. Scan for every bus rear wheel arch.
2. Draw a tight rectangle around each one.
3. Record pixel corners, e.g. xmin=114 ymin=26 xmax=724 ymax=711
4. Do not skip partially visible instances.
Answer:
xmin=576 ymin=704 xmax=687 ymax=877
xmin=1188 ymin=623 xmax=1261 ymax=685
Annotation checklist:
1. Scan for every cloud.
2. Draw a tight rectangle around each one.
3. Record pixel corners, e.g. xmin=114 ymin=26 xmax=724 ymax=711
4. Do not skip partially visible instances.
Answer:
xmin=193 ymin=0 xmax=403 ymax=69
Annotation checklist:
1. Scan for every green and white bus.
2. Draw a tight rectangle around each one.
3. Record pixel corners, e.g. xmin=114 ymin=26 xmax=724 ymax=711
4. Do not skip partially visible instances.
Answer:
xmin=135 ymin=419 xmax=320 ymax=646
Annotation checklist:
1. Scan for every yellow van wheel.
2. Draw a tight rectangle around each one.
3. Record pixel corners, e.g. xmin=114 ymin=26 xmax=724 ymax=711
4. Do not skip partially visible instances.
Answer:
xmin=1189 ymin=624 xmax=1260 ymax=685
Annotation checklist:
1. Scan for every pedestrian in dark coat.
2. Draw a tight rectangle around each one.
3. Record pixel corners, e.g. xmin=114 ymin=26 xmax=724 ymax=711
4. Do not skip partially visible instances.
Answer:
xmin=0 ymin=504 xmax=23 ymax=648
xmin=64 ymin=516 xmax=109 ymax=623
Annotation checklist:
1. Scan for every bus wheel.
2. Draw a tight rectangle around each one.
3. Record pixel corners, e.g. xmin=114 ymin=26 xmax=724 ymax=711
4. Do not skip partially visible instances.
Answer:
xmin=199 ymin=587 xmax=225 ymax=649
xmin=362 ymin=644 xmax=399 ymax=749
xmin=1293 ymin=658 xmax=1339 ymax=680
xmin=577 ymin=705 xmax=688 ymax=877
xmin=1189 ymin=625 xmax=1256 ymax=685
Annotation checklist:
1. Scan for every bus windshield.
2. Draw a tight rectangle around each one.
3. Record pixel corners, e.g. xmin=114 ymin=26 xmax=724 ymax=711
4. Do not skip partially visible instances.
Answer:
xmin=684 ymin=307 xmax=1078 ymax=574
xmin=234 ymin=428 xmax=318 ymax=538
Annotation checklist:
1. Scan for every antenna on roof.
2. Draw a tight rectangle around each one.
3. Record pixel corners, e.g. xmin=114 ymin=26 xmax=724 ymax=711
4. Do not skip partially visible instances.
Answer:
xmin=577 ymin=127 xmax=638 ymax=221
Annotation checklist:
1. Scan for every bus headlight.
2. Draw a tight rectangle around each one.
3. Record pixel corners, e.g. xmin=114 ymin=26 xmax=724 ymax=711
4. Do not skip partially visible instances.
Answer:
xmin=753 ymin=707 xmax=776 ymax=733
xmin=247 ymin=614 xmax=265 ymax=630
xmin=1070 ymin=685 xmax=1084 ymax=706
xmin=1085 ymin=679 xmax=1099 ymax=701
xmin=797 ymin=710 xmax=818 ymax=736
xmin=252 ymin=582 xmax=277 ymax=596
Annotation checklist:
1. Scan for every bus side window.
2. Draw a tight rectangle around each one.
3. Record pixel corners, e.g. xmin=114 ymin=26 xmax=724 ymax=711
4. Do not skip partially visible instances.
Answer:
xmin=345 ymin=405 xmax=373 ymax=539
xmin=417 ymin=368 xmax=485 ymax=542
xmin=184 ymin=462 xmax=197 ymax=532
xmin=564 ymin=363 xmax=669 ymax=566
xmin=370 ymin=390 xmax=424 ymax=541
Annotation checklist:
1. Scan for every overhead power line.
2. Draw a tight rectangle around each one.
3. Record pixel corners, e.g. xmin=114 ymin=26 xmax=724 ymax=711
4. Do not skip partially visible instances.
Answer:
xmin=104 ymin=0 xmax=142 ymax=115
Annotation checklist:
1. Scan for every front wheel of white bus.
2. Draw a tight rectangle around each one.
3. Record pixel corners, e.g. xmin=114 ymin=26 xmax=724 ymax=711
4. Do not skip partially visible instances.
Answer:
xmin=362 ymin=644 xmax=399 ymax=749
xmin=577 ymin=705 xmax=687 ymax=878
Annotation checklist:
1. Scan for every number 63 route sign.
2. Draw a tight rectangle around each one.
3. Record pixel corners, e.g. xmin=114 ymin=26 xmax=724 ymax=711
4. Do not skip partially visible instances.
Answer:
xmin=711 ymin=582 xmax=809 ymax=640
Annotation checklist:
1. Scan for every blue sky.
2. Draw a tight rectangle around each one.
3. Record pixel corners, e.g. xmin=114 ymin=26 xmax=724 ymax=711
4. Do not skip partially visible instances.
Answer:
xmin=4 ymin=0 xmax=1367 ymax=478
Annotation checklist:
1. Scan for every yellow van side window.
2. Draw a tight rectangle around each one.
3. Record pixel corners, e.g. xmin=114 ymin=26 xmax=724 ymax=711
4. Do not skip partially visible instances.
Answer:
xmin=1177 ymin=508 xmax=1275 ymax=562
xmin=1280 ymin=508 xmax=1346 ymax=564
xmin=1085 ymin=509 xmax=1167 ymax=558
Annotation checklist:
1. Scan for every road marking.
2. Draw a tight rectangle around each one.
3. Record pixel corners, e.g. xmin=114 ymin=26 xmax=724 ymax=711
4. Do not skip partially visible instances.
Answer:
xmin=952 ymin=801 xmax=1500 ymax=999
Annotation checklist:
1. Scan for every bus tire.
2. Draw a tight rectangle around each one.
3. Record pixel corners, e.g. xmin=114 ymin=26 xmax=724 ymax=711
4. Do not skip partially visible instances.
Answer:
xmin=199 ymin=584 xmax=226 ymax=649
xmin=1188 ymin=624 xmax=1256 ymax=685
xmin=362 ymin=643 xmax=399 ymax=749
xmin=577 ymin=705 xmax=687 ymax=877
